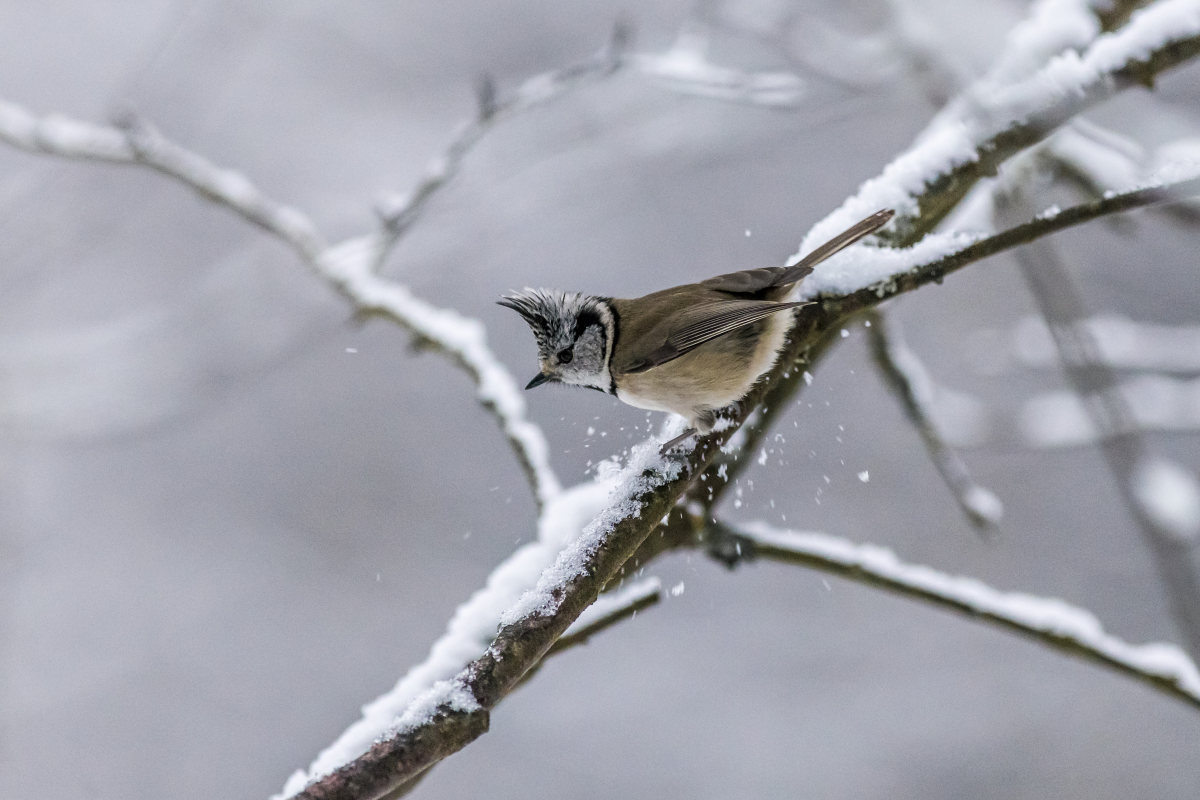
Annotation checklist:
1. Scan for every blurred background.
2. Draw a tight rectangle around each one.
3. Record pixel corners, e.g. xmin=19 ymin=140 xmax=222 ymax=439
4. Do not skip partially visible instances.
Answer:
xmin=2 ymin=1 xmax=1199 ymax=798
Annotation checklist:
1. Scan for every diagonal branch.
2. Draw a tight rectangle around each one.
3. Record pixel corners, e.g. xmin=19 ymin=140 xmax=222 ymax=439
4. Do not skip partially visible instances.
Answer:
xmin=863 ymin=310 xmax=1002 ymax=530
xmin=370 ymin=23 xmax=631 ymax=269
xmin=797 ymin=0 xmax=1200 ymax=254
xmin=0 ymin=97 xmax=562 ymax=509
xmin=288 ymin=435 xmax=736 ymax=800
xmin=826 ymin=171 xmax=1200 ymax=318
xmin=712 ymin=520 xmax=1200 ymax=710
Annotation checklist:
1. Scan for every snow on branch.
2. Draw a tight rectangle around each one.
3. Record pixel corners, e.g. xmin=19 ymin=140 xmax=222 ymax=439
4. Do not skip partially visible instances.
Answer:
xmin=371 ymin=23 xmax=631 ymax=265
xmin=809 ymin=170 xmax=1200 ymax=311
xmin=796 ymin=0 xmax=1200 ymax=255
xmin=0 ymin=102 xmax=328 ymax=259
xmin=0 ymin=97 xmax=562 ymax=509
xmin=277 ymin=476 xmax=620 ymax=798
xmin=284 ymin=439 xmax=729 ymax=799
xmin=724 ymin=521 xmax=1200 ymax=710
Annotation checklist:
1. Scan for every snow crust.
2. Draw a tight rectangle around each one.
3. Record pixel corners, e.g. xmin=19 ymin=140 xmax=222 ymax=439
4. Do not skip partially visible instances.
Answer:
xmin=499 ymin=440 xmax=681 ymax=625
xmin=740 ymin=522 xmax=1200 ymax=699
xmin=382 ymin=678 xmax=481 ymax=740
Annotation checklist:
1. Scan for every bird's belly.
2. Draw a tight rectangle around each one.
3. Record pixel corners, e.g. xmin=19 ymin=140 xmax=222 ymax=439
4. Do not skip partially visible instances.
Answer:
xmin=615 ymin=313 xmax=789 ymax=422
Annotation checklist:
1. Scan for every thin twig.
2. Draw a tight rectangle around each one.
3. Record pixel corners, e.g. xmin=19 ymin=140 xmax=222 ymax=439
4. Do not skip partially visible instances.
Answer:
xmin=710 ymin=520 xmax=1200 ymax=710
xmin=371 ymin=23 xmax=632 ymax=270
xmin=864 ymin=310 xmax=1002 ymax=530
xmin=550 ymin=576 xmax=662 ymax=654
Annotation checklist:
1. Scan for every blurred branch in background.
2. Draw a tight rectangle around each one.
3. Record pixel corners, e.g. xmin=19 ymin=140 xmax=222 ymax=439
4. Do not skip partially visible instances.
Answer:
xmin=863 ymin=310 xmax=1003 ymax=530
xmin=0 ymin=97 xmax=564 ymax=510
xmin=995 ymin=178 xmax=1200 ymax=661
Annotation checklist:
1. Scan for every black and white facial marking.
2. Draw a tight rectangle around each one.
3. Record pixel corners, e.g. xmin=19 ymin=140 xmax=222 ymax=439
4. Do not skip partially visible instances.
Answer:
xmin=498 ymin=288 xmax=616 ymax=394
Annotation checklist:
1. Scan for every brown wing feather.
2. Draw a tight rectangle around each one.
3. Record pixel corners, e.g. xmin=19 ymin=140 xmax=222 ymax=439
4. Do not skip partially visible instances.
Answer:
xmin=623 ymin=300 xmax=807 ymax=374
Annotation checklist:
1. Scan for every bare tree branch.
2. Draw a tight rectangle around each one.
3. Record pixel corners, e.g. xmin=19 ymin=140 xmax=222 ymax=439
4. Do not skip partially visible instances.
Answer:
xmin=551 ymin=576 xmax=662 ymax=654
xmin=709 ymin=520 xmax=1200 ymax=711
xmin=371 ymin=23 xmax=631 ymax=269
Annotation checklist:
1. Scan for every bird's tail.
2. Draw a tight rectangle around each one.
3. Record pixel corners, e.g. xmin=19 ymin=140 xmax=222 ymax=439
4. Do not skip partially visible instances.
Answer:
xmin=776 ymin=208 xmax=894 ymax=286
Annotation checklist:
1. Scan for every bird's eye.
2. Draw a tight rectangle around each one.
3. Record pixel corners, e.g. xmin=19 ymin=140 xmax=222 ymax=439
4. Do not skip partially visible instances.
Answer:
xmin=557 ymin=348 xmax=574 ymax=364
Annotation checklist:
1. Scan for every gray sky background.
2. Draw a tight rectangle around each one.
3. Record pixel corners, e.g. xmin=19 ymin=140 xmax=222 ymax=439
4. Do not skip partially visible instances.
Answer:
xmin=2 ymin=2 xmax=1199 ymax=798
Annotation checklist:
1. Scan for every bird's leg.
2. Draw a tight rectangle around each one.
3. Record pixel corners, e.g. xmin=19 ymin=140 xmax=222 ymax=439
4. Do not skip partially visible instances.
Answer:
xmin=659 ymin=427 xmax=697 ymax=455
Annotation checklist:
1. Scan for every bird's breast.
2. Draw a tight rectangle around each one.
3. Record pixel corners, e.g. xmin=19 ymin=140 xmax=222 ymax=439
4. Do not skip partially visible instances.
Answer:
xmin=613 ymin=313 xmax=789 ymax=421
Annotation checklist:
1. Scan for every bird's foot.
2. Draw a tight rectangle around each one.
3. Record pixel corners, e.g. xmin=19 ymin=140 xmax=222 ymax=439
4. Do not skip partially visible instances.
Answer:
xmin=658 ymin=427 xmax=697 ymax=456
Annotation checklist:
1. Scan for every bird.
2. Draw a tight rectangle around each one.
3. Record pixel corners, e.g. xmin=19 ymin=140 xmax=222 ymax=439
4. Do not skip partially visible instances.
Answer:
xmin=499 ymin=209 xmax=894 ymax=452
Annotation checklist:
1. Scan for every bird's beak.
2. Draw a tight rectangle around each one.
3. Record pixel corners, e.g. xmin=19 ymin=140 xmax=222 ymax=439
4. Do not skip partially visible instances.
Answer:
xmin=525 ymin=372 xmax=552 ymax=390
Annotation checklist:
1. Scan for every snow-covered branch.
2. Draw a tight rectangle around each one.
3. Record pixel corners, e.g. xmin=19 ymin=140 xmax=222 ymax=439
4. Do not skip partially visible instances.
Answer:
xmin=718 ymin=521 xmax=1200 ymax=710
xmin=285 ymin=439 xmax=729 ymax=799
xmin=371 ymin=23 xmax=630 ymax=267
xmin=797 ymin=0 xmax=1200 ymax=252
xmin=0 ymin=97 xmax=563 ymax=509
xmin=0 ymin=102 xmax=328 ymax=259
xmin=864 ymin=311 xmax=1003 ymax=529
xmin=371 ymin=20 xmax=810 ymax=270
xmin=816 ymin=170 xmax=1200 ymax=313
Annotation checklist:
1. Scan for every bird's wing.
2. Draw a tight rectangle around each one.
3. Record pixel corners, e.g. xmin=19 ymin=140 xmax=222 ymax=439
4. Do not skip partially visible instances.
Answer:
xmin=697 ymin=266 xmax=809 ymax=295
xmin=698 ymin=209 xmax=894 ymax=296
xmin=622 ymin=300 xmax=808 ymax=374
